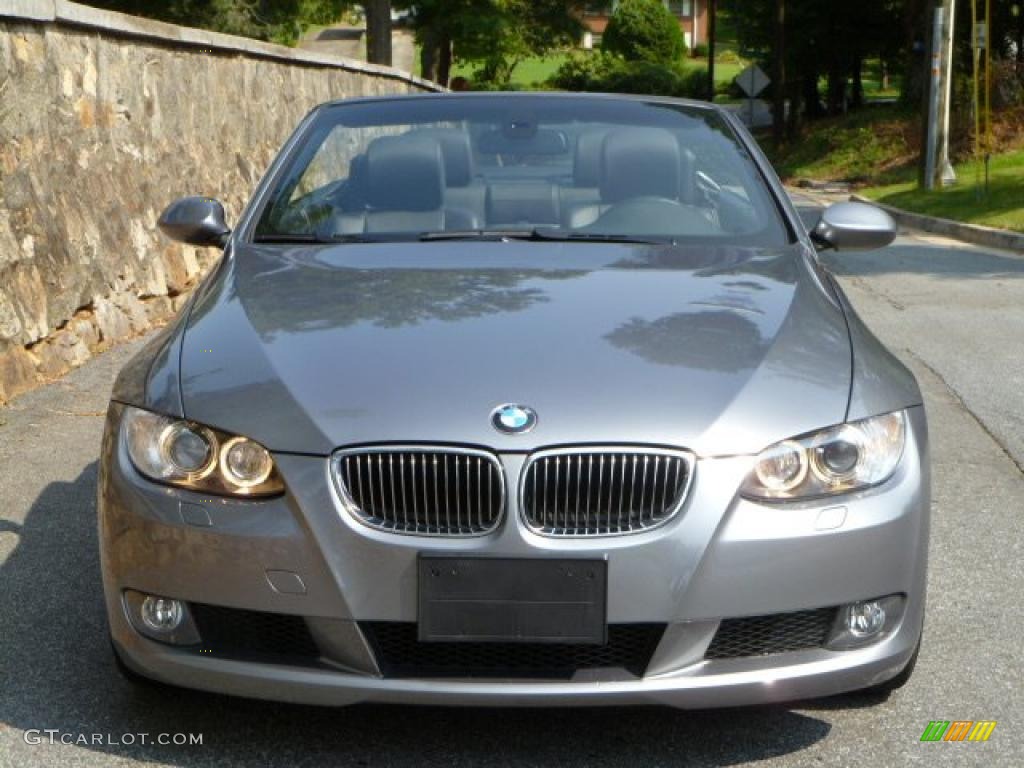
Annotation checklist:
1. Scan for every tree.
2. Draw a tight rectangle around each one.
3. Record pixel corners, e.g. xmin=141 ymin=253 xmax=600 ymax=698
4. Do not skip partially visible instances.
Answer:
xmin=82 ymin=0 xmax=349 ymax=46
xmin=404 ymin=0 xmax=581 ymax=88
xmin=364 ymin=0 xmax=393 ymax=65
xmin=721 ymin=0 xmax=904 ymax=133
xmin=601 ymin=0 xmax=687 ymax=65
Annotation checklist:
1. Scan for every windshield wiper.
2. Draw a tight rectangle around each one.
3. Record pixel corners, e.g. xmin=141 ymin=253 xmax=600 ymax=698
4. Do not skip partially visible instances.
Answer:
xmin=418 ymin=229 xmax=676 ymax=245
xmin=418 ymin=230 xmax=533 ymax=241
xmin=252 ymin=233 xmax=324 ymax=243
xmin=253 ymin=233 xmax=417 ymax=244
xmin=528 ymin=228 xmax=677 ymax=245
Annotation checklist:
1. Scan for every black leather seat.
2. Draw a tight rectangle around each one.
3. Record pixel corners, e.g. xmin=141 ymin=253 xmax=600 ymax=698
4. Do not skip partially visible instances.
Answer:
xmin=410 ymin=128 xmax=487 ymax=223
xmin=564 ymin=127 xmax=683 ymax=229
xmin=558 ymin=129 xmax=606 ymax=219
xmin=324 ymin=135 xmax=479 ymax=235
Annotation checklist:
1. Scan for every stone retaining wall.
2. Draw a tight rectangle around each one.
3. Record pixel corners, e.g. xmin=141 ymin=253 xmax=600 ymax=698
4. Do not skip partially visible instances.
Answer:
xmin=0 ymin=0 xmax=438 ymax=402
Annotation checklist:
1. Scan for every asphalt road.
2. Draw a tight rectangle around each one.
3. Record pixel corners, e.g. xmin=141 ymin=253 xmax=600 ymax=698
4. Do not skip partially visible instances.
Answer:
xmin=1 ymin=207 xmax=1022 ymax=767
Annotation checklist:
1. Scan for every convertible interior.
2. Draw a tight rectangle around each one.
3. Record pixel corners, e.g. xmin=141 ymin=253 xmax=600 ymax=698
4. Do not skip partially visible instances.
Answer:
xmin=267 ymin=123 xmax=769 ymax=241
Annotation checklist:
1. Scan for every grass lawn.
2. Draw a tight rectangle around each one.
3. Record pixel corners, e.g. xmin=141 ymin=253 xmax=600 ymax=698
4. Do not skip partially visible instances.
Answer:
xmin=450 ymin=53 xmax=570 ymax=88
xmin=765 ymin=102 xmax=1024 ymax=233
xmin=861 ymin=150 xmax=1024 ymax=233
xmin=513 ymin=54 xmax=570 ymax=86
xmin=452 ymin=50 xmax=737 ymax=91
xmin=691 ymin=56 xmax=748 ymax=87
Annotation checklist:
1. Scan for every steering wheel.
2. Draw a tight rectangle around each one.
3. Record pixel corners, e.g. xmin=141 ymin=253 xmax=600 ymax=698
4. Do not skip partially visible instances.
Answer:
xmin=587 ymin=196 xmax=719 ymax=237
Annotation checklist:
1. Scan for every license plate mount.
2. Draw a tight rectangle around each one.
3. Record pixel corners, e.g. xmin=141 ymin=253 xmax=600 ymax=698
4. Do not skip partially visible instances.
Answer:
xmin=417 ymin=556 xmax=608 ymax=644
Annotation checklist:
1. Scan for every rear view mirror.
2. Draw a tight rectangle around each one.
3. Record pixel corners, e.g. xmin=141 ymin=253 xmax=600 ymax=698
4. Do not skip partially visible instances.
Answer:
xmin=812 ymin=201 xmax=896 ymax=252
xmin=478 ymin=128 xmax=568 ymax=156
xmin=158 ymin=196 xmax=231 ymax=248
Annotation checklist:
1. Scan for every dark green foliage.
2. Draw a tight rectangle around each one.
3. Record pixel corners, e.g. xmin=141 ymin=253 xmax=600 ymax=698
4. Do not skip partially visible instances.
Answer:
xmin=602 ymin=60 xmax=707 ymax=98
xmin=404 ymin=0 xmax=581 ymax=87
xmin=550 ymin=52 xmax=707 ymax=99
xmin=601 ymin=0 xmax=687 ymax=65
xmin=720 ymin=0 xmax=905 ymax=117
xmin=79 ymin=0 xmax=348 ymax=46
xmin=547 ymin=50 xmax=620 ymax=91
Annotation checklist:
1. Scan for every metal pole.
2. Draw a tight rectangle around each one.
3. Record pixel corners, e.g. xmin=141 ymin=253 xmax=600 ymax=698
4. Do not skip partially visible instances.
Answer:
xmin=940 ymin=0 xmax=957 ymax=185
xmin=772 ymin=0 xmax=785 ymax=149
xmin=972 ymin=0 xmax=980 ymax=161
xmin=924 ymin=7 xmax=944 ymax=190
xmin=985 ymin=0 xmax=992 ymax=148
xmin=985 ymin=0 xmax=992 ymax=194
xmin=707 ymin=0 xmax=717 ymax=102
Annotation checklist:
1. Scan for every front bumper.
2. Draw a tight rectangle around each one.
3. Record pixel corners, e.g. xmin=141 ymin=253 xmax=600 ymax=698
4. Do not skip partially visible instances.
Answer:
xmin=99 ymin=404 xmax=929 ymax=708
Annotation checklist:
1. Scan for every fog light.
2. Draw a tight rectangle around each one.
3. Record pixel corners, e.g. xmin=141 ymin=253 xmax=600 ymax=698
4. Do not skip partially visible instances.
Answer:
xmin=826 ymin=594 xmax=904 ymax=650
xmin=123 ymin=590 xmax=200 ymax=645
xmin=140 ymin=596 xmax=184 ymax=633
xmin=846 ymin=600 xmax=886 ymax=638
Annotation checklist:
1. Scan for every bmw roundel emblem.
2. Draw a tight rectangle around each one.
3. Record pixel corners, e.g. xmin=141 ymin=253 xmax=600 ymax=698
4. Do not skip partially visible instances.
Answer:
xmin=491 ymin=404 xmax=538 ymax=435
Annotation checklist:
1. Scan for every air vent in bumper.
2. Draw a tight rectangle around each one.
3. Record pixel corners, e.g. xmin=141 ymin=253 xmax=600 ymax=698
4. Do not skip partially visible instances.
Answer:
xmin=189 ymin=603 xmax=321 ymax=662
xmin=362 ymin=622 xmax=666 ymax=679
xmin=705 ymin=607 xmax=837 ymax=659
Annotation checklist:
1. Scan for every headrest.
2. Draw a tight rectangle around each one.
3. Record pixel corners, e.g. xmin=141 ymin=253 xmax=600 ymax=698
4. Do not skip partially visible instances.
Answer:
xmin=411 ymin=129 xmax=474 ymax=187
xmin=599 ymin=128 xmax=681 ymax=204
xmin=573 ymin=130 xmax=606 ymax=187
xmin=367 ymin=135 xmax=445 ymax=211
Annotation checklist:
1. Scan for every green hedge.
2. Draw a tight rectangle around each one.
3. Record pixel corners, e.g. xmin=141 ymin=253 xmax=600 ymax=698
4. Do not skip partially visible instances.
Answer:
xmin=601 ymin=0 xmax=687 ymax=64
xmin=550 ymin=52 xmax=709 ymax=100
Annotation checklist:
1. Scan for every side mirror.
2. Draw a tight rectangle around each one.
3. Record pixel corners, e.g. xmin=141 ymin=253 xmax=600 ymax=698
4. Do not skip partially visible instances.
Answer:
xmin=811 ymin=201 xmax=896 ymax=252
xmin=157 ymin=196 xmax=231 ymax=248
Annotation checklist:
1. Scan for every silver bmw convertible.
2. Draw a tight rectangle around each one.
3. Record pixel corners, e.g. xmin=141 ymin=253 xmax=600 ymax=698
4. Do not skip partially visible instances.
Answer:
xmin=99 ymin=92 xmax=928 ymax=708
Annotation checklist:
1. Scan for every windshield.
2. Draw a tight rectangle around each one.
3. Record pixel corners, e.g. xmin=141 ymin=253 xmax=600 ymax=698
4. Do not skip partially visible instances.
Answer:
xmin=253 ymin=95 xmax=791 ymax=246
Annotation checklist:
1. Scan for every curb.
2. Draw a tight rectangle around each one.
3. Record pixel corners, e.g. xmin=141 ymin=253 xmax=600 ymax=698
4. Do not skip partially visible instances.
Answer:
xmin=850 ymin=195 xmax=1024 ymax=254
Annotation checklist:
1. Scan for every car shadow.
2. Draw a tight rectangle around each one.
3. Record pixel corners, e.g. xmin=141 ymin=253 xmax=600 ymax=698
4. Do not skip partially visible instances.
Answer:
xmin=0 ymin=463 xmax=834 ymax=766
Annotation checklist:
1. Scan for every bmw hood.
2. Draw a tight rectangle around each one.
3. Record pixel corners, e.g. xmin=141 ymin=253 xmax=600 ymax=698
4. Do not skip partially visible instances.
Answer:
xmin=178 ymin=241 xmax=852 ymax=457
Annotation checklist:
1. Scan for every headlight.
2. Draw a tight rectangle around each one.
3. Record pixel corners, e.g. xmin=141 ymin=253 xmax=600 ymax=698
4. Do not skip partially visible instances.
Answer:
xmin=121 ymin=406 xmax=284 ymax=497
xmin=741 ymin=411 xmax=905 ymax=501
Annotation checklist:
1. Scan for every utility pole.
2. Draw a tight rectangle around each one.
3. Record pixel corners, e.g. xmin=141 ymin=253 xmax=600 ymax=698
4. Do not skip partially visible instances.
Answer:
xmin=939 ymin=0 xmax=957 ymax=185
xmin=923 ymin=3 xmax=947 ymax=189
xmin=921 ymin=0 xmax=957 ymax=189
xmin=772 ymin=0 xmax=786 ymax=149
xmin=707 ymin=0 xmax=717 ymax=102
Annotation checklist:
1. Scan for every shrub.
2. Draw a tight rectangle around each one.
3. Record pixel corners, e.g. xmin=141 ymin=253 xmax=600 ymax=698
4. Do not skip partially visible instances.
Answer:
xmin=550 ymin=53 xmax=708 ymax=100
xmin=601 ymin=0 xmax=686 ymax=65
xmin=692 ymin=42 xmax=710 ymax=59
xmin=675 ymin=66 xmax=710 ymax=100
xmin=548 ymin=51 xmax=621 ymax=92
xmin=602 ymin=60 xmax=683 ymax=95
xmin=993 ymin=59 xmax=1024 ymax=108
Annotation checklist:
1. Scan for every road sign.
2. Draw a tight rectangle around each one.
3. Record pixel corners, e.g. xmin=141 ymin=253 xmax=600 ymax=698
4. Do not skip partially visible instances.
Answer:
xmin=735 ymin=64 xmax=770 ymax=98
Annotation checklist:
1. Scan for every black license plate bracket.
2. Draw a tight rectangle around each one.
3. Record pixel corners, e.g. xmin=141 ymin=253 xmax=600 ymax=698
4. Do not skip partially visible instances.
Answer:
xmin=417 ymin=556 xmax=608 ymax=644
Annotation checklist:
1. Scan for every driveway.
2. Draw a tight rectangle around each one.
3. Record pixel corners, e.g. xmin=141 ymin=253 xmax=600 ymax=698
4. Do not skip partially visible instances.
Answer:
xmin=0 ymin=206 xmax=1021 ymax=767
